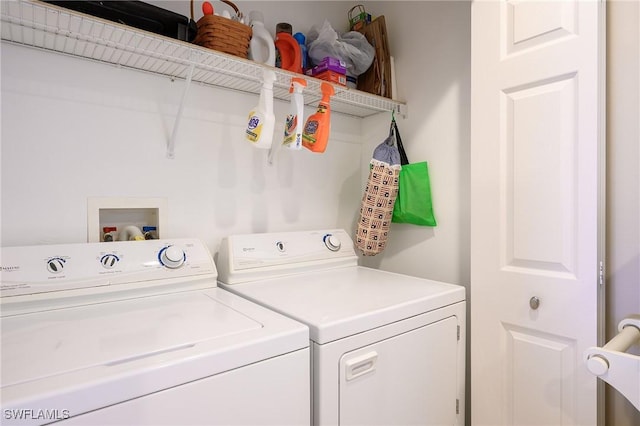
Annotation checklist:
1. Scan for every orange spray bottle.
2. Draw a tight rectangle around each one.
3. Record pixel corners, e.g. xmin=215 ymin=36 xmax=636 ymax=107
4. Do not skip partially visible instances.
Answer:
xmin=302 ymin=82 xmax=335 ymax=153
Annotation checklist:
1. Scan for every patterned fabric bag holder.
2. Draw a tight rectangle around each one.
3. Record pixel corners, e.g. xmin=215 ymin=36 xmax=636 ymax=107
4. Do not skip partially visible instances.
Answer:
xmin=355 ymin=128 xmax=401 ymax=256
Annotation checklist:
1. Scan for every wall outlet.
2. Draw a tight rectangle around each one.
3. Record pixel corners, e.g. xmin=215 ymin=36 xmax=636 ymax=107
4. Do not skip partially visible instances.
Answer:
xmin=87 ymin=197 xmax=167 ymax=242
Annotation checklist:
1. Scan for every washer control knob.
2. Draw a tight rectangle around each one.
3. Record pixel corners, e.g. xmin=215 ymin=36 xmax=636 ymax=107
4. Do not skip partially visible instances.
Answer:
xmin=323 ymin=234 xmax=341 ymax=252
xmin=100 ymin=254 xmax=120 ymax=269
xmin=46 ymin=257 xmax=66 ymax=274
xmin=159 ymin=245 xmax=186 ymax=269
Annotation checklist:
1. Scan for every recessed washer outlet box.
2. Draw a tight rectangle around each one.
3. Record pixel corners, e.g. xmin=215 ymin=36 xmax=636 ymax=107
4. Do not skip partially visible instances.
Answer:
xmin=87 ymin=197 xmax=168 ymax=242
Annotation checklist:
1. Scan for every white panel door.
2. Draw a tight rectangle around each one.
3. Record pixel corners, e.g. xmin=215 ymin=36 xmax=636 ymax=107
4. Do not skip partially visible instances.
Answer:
xmin=470 ymin=1 xmax=604 ymax=425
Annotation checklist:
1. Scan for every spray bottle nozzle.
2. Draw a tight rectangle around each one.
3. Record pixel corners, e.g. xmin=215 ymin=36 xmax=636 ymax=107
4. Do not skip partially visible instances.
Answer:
xmin=262 ymin=69 xmax=277 ymax=89
xmin=320 ymin=82 xmax=335 ymax=100
xmin=289 ymin=77 xmax=307 ymax=93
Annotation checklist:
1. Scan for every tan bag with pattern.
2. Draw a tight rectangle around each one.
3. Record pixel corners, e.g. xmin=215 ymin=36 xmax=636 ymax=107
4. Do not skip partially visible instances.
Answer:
xmin=355 ymin=131 xmax=400 ymax=256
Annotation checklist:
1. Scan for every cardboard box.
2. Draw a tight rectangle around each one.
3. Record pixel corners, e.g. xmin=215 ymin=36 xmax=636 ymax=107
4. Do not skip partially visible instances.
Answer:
xmin=314 ymin=70 xmax=347 ymax=86
xmin=306 ymin=56 xmax=347 ymax=77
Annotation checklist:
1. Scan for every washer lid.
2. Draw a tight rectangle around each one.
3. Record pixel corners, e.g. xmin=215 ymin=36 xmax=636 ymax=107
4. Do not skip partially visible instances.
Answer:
xmin=1 ymin=287 xmax=308 ymax=420
xmin=2 ymin=289 xmax=261 ymax=387
xmin=221 ymin=266 xmax=466 ymax=344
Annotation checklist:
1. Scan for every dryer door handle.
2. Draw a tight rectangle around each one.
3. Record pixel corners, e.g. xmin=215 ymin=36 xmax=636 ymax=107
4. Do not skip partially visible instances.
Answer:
xmin=345 ymin=351 xmax=378 ymax=381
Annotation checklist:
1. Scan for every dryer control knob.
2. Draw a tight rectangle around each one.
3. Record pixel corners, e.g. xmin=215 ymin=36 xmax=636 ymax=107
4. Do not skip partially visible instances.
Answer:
xmin=323 ymin=234 xmax=341 ymax=252
xmin=159 ymin=245 xmax=186 ymax=269
xmin=46 ymin=257 xmax=66 ymax=274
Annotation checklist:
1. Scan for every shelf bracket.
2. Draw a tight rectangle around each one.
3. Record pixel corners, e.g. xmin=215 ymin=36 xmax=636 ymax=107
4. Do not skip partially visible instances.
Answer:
xmin=167 ymin=59 xmax=196 ymax=159
xmin=393 ymin=102 xmax=408 ymax=120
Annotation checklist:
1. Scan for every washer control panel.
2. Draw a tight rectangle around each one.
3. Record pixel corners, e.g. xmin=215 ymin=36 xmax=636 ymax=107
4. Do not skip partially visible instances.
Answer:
xmin=0 ymin=239 xmax=215 ymax=298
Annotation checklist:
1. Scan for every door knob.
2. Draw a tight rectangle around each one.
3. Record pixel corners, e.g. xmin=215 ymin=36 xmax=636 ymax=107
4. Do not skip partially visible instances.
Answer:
xmin=529 ymin=296 xmax=540 ymax=310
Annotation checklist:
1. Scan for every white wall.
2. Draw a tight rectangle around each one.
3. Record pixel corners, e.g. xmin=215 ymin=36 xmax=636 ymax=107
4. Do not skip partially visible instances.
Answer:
xmin=152 ymin=0 xmax=352 ymax=34
xmin=1 ymin=0 xmax=471 ymax=280
xmin=0 ymin=41 xmax=363 ymax=254
xmin=606 ymin=1 xmax=640 ymax=425
xmin=358 ymin=1 xmax=471 ymax=288
xmin=0 ymin=0 xmax=389 ymax=254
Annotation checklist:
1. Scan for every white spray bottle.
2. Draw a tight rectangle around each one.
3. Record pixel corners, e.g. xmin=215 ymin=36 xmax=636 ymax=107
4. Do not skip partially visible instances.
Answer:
xmin=246 ymin=69 xmax=276 ymax=149
xmin=282 ymin=77 xmax=307 ymax=150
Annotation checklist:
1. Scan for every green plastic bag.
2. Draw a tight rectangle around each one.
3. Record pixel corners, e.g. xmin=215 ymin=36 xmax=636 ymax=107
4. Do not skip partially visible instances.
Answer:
xmin=392 ymin=161 xmax=437 ymax=226
xmin=390 ymin=120 xmax=437 ymax=226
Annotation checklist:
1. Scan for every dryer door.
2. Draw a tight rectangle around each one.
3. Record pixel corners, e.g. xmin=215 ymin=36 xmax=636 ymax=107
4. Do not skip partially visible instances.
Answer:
xmin=339 ymin=316 xmax=459 ymax=426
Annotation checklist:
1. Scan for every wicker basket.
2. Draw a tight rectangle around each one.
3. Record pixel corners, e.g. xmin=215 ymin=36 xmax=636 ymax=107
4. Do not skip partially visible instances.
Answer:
xmin=192 ymin=0 xmax=252 ymax=58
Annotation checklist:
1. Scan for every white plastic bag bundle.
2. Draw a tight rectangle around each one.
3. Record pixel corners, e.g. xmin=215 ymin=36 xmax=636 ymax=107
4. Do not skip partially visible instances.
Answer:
xmin=306 ymin=20 xmax=375 ymax=76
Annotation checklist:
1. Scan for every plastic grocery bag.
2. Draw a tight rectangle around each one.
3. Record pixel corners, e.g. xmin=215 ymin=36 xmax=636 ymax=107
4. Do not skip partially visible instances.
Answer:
xmin=391 ymin=120 xmax=437 ymax=226
xmin=307 ymin=20 xmax=374 ymax=76
xmin=355 ymin=131 xmax=401 ymax=256
xmin=392 ymin=162 xmax=437 ymax=226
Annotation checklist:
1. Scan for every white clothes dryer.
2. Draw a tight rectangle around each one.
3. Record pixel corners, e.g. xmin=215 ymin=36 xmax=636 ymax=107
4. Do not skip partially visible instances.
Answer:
xmin=0 ymin=239 xmax=310 ymax=426
xmin=217 ymin=229 xmax=466 ymax=426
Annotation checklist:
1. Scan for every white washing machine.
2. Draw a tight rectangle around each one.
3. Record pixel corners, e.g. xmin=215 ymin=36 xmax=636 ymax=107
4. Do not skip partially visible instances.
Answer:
xmin=217 ymin=229 xmax=466 ymax=426
xmin=0 ymin=239 xmax=310 ymax=426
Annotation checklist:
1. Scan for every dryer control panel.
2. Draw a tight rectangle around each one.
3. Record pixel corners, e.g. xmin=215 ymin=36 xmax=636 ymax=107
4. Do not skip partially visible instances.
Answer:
xmin=0 ymin=239 xmax=216 ymax=299
xmin=217 ymin=229 xmax=358 ymax=285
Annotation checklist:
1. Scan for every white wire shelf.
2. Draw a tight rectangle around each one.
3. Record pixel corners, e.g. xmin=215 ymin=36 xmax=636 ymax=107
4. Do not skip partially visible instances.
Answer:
xmin=1 ymin=0 xmax=407 ymax=119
